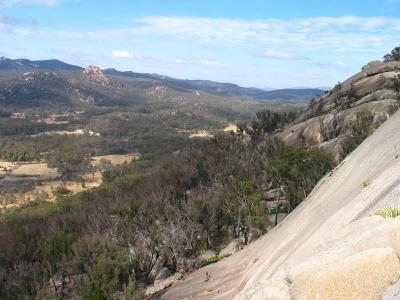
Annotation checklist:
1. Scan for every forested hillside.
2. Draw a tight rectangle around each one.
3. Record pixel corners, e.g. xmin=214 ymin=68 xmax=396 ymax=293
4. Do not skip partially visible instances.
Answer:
xmin=0 ymin=118 xmax=333 ymax=299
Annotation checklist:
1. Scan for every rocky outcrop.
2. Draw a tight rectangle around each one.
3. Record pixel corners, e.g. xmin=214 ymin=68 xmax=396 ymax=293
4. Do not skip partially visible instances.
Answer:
xmin=290 ymin=247 xmax=400 ymax=300
xmin=278 ymin=61 xmax=400 ymax=160
xmin=286 ymin=215 xmax=400 ymax=299
xmin=83 ymin=66 xmax=110 ymax=85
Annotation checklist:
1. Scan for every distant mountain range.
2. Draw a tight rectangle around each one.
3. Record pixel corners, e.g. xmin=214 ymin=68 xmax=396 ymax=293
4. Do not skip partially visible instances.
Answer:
xmin=0 ymin=57 xmax=325 ymax=102
xmin=0 ymin=57 xmax=82 ymax=72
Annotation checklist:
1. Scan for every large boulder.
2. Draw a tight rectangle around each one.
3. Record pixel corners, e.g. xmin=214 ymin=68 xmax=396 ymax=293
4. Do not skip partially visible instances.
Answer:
xmin=248 ymin=228 xmax=263 ymax=243
xmin=198 ymin=250 xmax=217 ymax=261
xmin=263 ymin=188 xmax=284 ymax=201
xmin=289 ymin=247 xmax=400 ymax=300
xmin=83 ymin=65 xmax=110 ymax=85
xmin=145 ymin=272 xmax=183 ymax=297
xmin=382 ymin=280 xmax=400 ymax=300
xmin=362 ymin=60 xmax=383 ymax=71
xmin=287 ymin=216 xmax=400 ymax=299
xmin=177 ymin=257 xmax=203 ymax=273
xmin=148 ymin=254 xmax=167 ymax=283
xmin=219 ymin=239 xmax=244 ymax=258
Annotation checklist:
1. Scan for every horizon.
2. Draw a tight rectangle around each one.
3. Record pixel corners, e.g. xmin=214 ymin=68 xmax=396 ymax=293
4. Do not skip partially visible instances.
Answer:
xmin=1 ymin=0 xmax=400 ymax=88
xmin=1 ymin=55 xmax=332 ymax=90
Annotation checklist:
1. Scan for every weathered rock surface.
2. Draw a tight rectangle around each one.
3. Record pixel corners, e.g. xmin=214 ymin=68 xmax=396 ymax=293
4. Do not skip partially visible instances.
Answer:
xmin=263 ymin=188 xmax=284 ymax=200
xmin=83 ymin=65 xmax=110 ymax=85
xmin=218 ymin=239 xmax=244 ymax=258
xmin=382 ymin=280 xmax=400 ymax=300
xmin=277 ymin=61 xmax=400 ymax=160
xmin=290 ymin=247 xmax=400 ymax=300
xmin=235 ymin=269 xmax=291 ymax=300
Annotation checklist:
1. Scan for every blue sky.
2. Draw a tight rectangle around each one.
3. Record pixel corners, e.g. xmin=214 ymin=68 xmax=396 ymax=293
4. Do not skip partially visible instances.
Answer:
xmin=1 ymin=0 xmax=400 ymax=88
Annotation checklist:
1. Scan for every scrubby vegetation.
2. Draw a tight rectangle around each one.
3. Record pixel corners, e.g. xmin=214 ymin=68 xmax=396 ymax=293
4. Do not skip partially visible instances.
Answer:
xmin=250 ymin=109 xmax=297 ymax=135
xmin=341 ymin=109 xmax=374 ymax=159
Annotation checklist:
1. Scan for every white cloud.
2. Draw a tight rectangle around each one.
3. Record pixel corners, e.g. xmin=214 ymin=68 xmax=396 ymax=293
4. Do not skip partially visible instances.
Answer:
xmin=263 ymin=50 xmax=310 ymax=61
xmin=7 ymin=15 xmax=400 ymax=55
xmin=3 ymin=15 xmax=400 ymax=86
xmin=199 ymin=60 xmax=225 ymax=67
xmin=174 ymin=59 xmax=188 ymax=64
xmin=308 ymin=60 xmax=349 ymax=69
xmin=111 ymin=50 xmax=135 ymax=59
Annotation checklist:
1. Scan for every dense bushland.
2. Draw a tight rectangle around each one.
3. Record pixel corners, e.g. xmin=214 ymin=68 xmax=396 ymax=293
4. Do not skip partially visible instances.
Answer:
xmin=0 ymin=126 xmax=334 ymax=299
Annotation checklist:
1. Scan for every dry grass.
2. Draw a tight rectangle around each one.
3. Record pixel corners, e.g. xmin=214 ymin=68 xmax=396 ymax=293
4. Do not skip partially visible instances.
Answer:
xmin=91 ymin=153 xmax=139 ymax=166
xmin=372 ymin=206 xmax=400 ymax=218
xmin=0 ymin=171 xmax=103 ymax=209
xmin=0 ymin=154 xmax=138 ymax=210
xmin=12 ymin=163 xmax=59 ymax=177
xmin=0 ymin=161 xmax=58 ymax=177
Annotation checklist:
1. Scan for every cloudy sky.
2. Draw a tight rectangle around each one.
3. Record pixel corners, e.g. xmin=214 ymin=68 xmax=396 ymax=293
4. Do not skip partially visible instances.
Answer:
xmin=1 ymin=0 xmax=400 ymax=88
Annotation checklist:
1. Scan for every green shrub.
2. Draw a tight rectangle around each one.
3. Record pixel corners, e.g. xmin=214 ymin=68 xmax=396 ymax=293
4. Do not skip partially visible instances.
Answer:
xmin=70 ymin=237 xmax=133 ymax=299
xmin=362 ymin=179 xmax=371 ymax=188
xmin=372 ymin=206 xmax=400 ymax=218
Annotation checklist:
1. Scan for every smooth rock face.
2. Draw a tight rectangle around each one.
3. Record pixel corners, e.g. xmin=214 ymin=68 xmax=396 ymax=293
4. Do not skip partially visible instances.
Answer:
xmin=287 ymin=216 xmax=400 ymax=300
xmin=382 ymin=280 xmax=400 ymax=300
xmin=362 ymin=60 xmax=383 ymax=71
xmin=290 ymin=247 xmax=400 ymax=300
xmin=235 ymin=269 xmax=291 ymax=300
xmin=219 ymin=239 xmax=244 ymax=258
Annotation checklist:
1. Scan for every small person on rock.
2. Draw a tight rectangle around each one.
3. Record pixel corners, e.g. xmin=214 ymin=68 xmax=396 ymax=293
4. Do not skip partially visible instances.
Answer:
xmin=205 ymin=272 xmax=210 ymax=282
